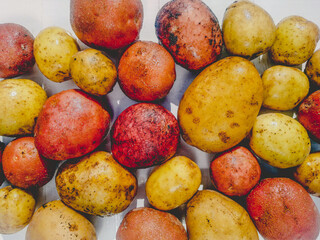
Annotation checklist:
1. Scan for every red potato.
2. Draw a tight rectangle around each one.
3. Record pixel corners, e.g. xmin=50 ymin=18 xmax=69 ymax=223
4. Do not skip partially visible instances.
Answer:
xmin=246 ymin=178 xmax=320 ymax=240
xmin=210 ymin=146 xmax=261 ymax=196
xmin=111 ymin=103 xmax=180 ymax=168
xmin=34 ymin=89 xmax=110 ymax=161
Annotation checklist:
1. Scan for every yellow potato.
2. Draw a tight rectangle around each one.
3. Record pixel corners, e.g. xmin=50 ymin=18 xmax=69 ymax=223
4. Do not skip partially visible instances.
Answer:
xmin=34 ymin=26 xmax=79 ymax=82
xmin=178 ymin=56 xmax=263 ymax=153
xmin=305 ymin=49 xmax=320 ymax=86
xmin=249 ymin=113 xmax=311 ymax=168
xmin=0 ymin=79 xmax=47 ymax=136
xmin=262 ymin=65 xmax=309 ymax=110
xmin=186 ymin=189 xmax=258 ymax=240
xmin=146 ymin=156 xmax=201 ymax=211
xmin=70 ymin=48 xmax=117 ymax=96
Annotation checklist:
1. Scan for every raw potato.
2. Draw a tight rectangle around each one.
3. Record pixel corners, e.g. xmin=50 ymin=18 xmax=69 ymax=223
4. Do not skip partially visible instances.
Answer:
xmin=0 ymin=79 xmax=47 ymax=136
xmin=0 ymin=186 xmax=36 ymax=234
xmin=26 ymin=200 xmax=97 ymax=240
xmin=249 ymin=113 xmax=311 ymax=168
xmin=56 ymin=151 xmax=137 ymax=216
xmin=222 ymin=0 xmax=276 ymax=59
xmin=178 ymin=56 xmax=263 ymax=153
xmin=34 ymin=26 xmax=79 ymax=82
xmin=262 ymin=65 xmax=309 ymax=110
xmin=305 ymin=49 xmax=320 ymax=86
xmin=186 ymin=189 xmax=258 ymax=240
xmin=146 ymin=156 xmax=201 ymax=211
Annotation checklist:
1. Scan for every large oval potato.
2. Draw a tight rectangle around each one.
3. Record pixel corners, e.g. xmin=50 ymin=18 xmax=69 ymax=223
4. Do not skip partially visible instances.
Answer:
xmin=178 ymin=56 xmax=263 ymax=153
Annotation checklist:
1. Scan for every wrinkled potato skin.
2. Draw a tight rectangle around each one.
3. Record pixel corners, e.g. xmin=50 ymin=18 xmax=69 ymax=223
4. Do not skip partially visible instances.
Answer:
xmin=146 ymin=156 xmax=201 ymax=211
xmin=56 ymin=151 xmax=137 ymax=216
xmin=0 ymin=79 xmax=47 ymax=136
xmin=262 ymin=65 xmax=309 ymax=110
xmin=34 ymin=26 xmax=79 ymax=82
xmin=270 ymin=16 xmax=320 ymax=65
xmin=26 ymin=200 xmax=96 ymax=240
xmin=0 ymin=186 xmax=36 ymax=234
xmin=222 ymin=0 xmax=276 ymax=59
xmin=186 ymin=190 xmax=258 ymax=240
xmin=305 ymin=49 xmax=320 ymax=86
xmin=178 ymin=56 xmax=263 ymax=153
xmin=249 ymin=113 xmax=311 ymax=168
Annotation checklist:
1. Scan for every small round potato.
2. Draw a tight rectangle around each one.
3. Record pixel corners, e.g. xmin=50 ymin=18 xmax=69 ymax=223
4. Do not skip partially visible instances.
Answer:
xmin=305 ymin=49 xmax=320 ymax=86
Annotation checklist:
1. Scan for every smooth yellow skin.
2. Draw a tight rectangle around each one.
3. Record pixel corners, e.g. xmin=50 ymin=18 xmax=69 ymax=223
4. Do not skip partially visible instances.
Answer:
xmin=34 ymin=26 xmax=79 ymax=82
xmin=249 ymin=113 xmax=311 ymax=168
xmin=70 ymin=48 xmax=117 ymax=96
xmin=146 ymin=156 xmax=201 ymax=211
xmin=0 ymin=186 xmax=36 ymax=234
xmin=186 ymin=190 xmax=258 ymax=240
xmin=56 ymin=151 xmax=137 ymax=216
xmin=222 ymin=0 xmax=276 ymax=59
xmin=0 ymin=79 xmax=47 ymax=136
xmin=26 ymin=200 xmax=96 ymax=240
xmin=305 ymin=49 xmax=320 ymax=86
xmin=178 ymin=56 xmax=263 ymax=153
xmin=270 ymin=16 xmax=320 ymax=65
xmin=262 ymin=65 xmax=309 ymax=110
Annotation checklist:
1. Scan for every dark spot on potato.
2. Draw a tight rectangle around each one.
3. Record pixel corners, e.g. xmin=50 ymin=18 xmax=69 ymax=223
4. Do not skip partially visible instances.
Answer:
xmin=186 ymin=107 xmax=192 ymax=114
xmin=168 ymin=33 xmax=178 ymax=46
xmin=226 ymin=110 xmax=234 ymax=118
xmin=68 ymin=173 xmax=76 ymax=184
xmin=193 ymin=118 xmax=200 ymax=124
xmin=218 ymin=131 xmax=230 ymax=143
xmin=230 ymin=122 xmax=240 ymax=128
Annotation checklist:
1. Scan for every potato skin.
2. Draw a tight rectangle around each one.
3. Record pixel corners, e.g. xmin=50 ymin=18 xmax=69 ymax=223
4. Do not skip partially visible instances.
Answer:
xmin=116 ymin=207 xmax=187 ymax=240
xmin=305 ymin=49 xmax=320 ymax=86
xmin=246 ymin=178 xmax=320 ymax=240
xmin=146 ymin=156 xmax=201 ymax=211
xmin=155 ymin=0 xmax=222 ymax=70
xmin=26 ymin=200 xmax=96 ymax=240
xmin=186 ymin=190 xmax=258 ymax=240
xmin=178 ymin=56 xmax=263 ymax=153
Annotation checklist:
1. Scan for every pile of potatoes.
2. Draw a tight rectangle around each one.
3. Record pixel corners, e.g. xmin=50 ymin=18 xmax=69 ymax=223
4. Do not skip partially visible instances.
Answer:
xmin=1 ymin=0 xmax=320 ymax=239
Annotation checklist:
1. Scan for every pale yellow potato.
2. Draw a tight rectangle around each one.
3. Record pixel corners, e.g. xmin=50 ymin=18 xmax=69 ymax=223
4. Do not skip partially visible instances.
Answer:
xmin=270 ymin=16 xmax=320 ymax=65
xmin=146 ymin=156 xmax=201 ymax=211
xmin=70 ymin=48 xmax=117 ymax=96
xmin=249 ymin=113 xmax=311 ymax=168
xmin=0 ymin=79 xmax=47 ymax=136
xmin=222 ymin=0 xmax=276 ymax=59
xmin=34 ymin=26 xmax=79 ymax=82
xmin=0 ymin=186 xmax=36 ymax=234
xmin=186 ymin=189 xmax=258 ymax=240
xmin=262 ymin=65 xmax=309 ymax=110
xmin=26 ymin=200 xmax=96 ymax=240
xmin=178 ymin=56 xmax=263 ymax=153
xmin=305 ymin=49 xmax=320 ymax=86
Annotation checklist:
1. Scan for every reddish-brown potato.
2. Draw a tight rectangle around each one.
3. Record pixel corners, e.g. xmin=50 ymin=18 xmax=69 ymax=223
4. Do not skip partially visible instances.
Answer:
xmin=70 ymin=0 xmax=143 ymax=50
xmin=34 ymin=89 xmax=110 ymax=161
xmin=155 ymin=0 xmax=222 ymax=70
xmin=116 ymin=207 xmax=187 ymax=240
xmin=0 ymin=23 xmax=35 ymax=78
xmin=210 ymin=146 xmax=261 ymax=196
xmin=246 ymin=178 xmax=320 ymax=240
xmin=118 ymin=41 xmax=176 ymax=101
xmin=111 ymin=103 xmax=180 ymax=168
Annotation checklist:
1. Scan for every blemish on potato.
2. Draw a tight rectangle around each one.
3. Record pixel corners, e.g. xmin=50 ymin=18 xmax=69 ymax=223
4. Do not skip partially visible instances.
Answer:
xmin=218 ymin=131 xmax=230 ymax=143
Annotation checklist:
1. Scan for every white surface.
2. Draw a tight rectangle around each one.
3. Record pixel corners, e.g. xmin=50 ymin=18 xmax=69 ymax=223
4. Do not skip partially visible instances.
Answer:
xmin=0 ymin=0 xmax=320 ymax=239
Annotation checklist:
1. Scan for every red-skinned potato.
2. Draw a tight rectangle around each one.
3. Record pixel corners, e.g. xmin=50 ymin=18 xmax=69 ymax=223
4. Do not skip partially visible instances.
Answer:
xmin=34 ymin=89 xmax=110 ymax=161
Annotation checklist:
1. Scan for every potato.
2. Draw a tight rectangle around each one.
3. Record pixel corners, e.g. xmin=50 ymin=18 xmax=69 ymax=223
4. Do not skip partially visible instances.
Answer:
xmin=34 ymin=26 xmax=79 ymax=82
xmin=305 ymin=49 xmax=320 ymax=86
xmin=270 ymin=15 xmax=320 ymax=65
xmin=118 ymin=41 xmax=176 ymax=101
xmin=70 ymin=48 xmax=117 ymax=96
xmin=155 ymin=0 xmax=222 ymax=70
xmin=116 ymin=207 xmax=187 ymax=240
xmin=56 ymin=151 xmax=137 ymax=216
xmin=0 ymin=79 xmax=47 ymax=136
xmin=178 ymin=56 xmax=263 ymax=153
xmin=186 ymin=189 xmax=258 ymax=240
xmin=26 ymin=200 xmax=96 ymax=240
xmin=146 ymin=156 xmax=201 ymax=211
xmin=111 ymin=103 xmax=180 ymax=168
xmin=222 ymin=0 xmax=276 ymax=59
xmin=0 ymin=23 xmax=35 ymax=78
xmin=70 ymin=0 xmax=143 ymax=50
xmin=262 ymin=65 xmax=309 ymax=110
xmin=0 ymin=186 xmax=36 ymax=234
xmin=247 ymin=178 xmax=320 ymax=240
xmin=0 ymin=142 xmax=4 ymax=186
xmin=34 ymin=89 xmax=110 ymax=161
